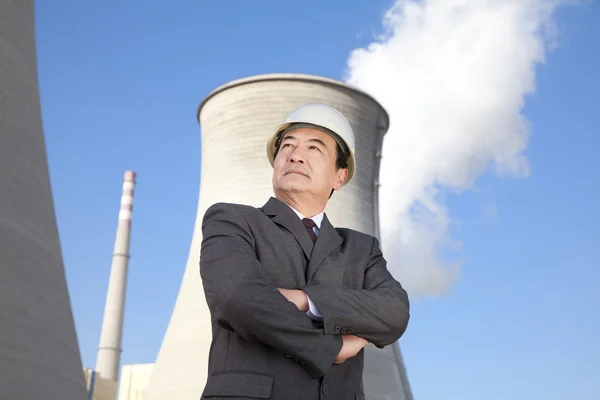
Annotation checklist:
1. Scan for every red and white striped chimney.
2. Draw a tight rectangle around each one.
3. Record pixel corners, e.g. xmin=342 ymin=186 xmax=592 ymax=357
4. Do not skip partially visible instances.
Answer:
xmin=96 ymin=170 xmax=136 ymax=381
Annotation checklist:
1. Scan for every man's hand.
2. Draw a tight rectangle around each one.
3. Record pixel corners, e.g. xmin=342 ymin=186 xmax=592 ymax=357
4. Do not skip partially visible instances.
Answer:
xmin=277 ymin=289 xmax=367 ymax=364
xmin=277 ymin=288 xmax=309 ymax=312
xmin=334 ymin=335 xmax=368 ymax=364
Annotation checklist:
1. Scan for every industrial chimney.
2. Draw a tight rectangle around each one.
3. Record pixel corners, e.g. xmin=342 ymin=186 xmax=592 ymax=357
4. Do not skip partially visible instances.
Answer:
xmin=142 ymin=74 xmax=413 ymax=400
xmin=0 ymin=1 xmax=88 ymax=399
xmin=96 ymin=170 xmax=137 ymax=381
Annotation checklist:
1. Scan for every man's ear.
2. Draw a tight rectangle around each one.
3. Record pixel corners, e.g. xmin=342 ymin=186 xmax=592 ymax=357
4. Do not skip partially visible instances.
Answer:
xmin=333 ymin=168 xmax=349 ymax=190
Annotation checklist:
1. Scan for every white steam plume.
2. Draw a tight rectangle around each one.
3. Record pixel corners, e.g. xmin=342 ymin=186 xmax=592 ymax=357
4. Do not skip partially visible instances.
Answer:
xmin=345 ymin=0 xmax=567 ymax=297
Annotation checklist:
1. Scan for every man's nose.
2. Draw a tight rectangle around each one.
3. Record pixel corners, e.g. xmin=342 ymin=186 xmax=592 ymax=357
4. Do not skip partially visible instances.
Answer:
xmin=289 ymin=149 xmax=305 ymax=163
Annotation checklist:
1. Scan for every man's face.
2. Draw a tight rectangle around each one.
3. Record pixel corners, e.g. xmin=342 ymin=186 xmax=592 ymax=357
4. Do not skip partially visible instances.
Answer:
xmin=272 ymin=127 xmax=348 ymax=200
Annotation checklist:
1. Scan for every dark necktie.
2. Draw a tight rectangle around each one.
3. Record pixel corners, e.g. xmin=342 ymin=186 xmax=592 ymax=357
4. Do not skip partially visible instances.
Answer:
xmin=302 ymin=218 xmax=317 ymax=244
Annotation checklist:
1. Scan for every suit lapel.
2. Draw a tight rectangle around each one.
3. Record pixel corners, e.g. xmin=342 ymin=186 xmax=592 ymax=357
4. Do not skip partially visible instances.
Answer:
xmin=261 ymin=197 xmax=314 ymax=260
xmin=306 ymin=214 xmax=343 ymax=283
xmin=261 ymin=197 xmax=344 ymax=282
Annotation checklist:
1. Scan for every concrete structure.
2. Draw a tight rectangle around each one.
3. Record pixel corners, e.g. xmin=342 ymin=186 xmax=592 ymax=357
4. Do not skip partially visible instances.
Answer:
xmin=143 ymin=74 xmax=413 ymax=400
xmin=0 ymin=1 xmax=88 ymax=399
xmin=118 ymin=363 xmax=154 ymax=400
xmin=84 ymin=368 xmax=118 ymax=400
xmin=83 ymin=363 xmax=153 ymax=400
xmin=97 ymin=171 xmax=137 ymax=382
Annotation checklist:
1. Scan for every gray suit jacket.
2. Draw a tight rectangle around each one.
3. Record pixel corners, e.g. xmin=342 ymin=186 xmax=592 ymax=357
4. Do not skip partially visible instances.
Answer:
xmin=199 ymin=197 xmax=410 ymax=400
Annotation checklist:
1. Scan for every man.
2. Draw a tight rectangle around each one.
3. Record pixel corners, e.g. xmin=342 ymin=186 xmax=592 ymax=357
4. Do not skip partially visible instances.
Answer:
xmin=199 ymin=103 xmax=410 ymax=399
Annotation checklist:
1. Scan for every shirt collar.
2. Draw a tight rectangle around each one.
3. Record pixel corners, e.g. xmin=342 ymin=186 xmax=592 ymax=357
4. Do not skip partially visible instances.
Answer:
xmin=286 ymin=204 xmax=324 ymax=229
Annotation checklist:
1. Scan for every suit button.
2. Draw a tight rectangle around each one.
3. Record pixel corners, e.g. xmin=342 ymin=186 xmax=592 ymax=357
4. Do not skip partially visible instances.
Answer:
xmin=322 ymin=384 xmax=330 ymax=395
xmin=334 ymin=325 xmax=342 ymax=333
xmin=347 ymin=327 xmax=355 ymax=334
xmin=341 ymin=327 xmax=348 ymax=334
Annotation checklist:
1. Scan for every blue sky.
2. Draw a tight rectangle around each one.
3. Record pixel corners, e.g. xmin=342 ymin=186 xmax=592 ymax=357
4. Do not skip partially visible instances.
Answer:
xmin=34 ymin=1 xmax=598 ymax=399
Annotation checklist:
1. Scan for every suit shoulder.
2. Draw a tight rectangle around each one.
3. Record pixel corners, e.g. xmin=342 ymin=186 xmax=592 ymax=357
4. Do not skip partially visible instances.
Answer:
xmin=205 ymin=201 xmax=256 ymax=213
xmin=203 ymin=202 xmax=259 ymax=222
xmin=204 ymin=202 xmax=260 ymax=218
xmin=336 ymin=228 xmax=384 ymax=259
xmin=336 ymin=227 xmax=376 ymax=243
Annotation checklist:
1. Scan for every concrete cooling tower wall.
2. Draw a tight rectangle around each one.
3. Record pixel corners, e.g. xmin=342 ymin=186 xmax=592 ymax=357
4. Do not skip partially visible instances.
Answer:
xmin=143 ymin=73 xmax=413 ymax=400
xmin=0 ymin=1 xmax=88 ymax=399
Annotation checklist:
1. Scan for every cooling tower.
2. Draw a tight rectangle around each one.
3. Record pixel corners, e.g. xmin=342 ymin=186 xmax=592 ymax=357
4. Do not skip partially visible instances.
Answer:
xmin=143 ymin=73 xmax=413 ymax=400
xmin=96 ymin=171 xmax=137 ymax=381
xmin=0 ymin=1 xmax=88 ymax=399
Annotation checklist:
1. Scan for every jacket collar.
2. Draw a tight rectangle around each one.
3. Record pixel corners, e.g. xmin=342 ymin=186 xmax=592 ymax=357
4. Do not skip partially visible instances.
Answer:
xmin=262 ymin=197 xmax=314 ymax=259
xmin=261 ymin=197 xmax=343 ymax=282
xmin=286 ymin=204 xmax=324 ymax=229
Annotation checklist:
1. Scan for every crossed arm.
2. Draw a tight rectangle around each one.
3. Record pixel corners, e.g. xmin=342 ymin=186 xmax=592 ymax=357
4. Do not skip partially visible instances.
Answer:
xmin=282 ymin=237 xmax=410 ymax=348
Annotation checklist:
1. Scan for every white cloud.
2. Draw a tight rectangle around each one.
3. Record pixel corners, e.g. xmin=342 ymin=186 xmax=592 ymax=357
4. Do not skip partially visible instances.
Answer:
xmin=344 ymin=0 xmax=568 ymax=298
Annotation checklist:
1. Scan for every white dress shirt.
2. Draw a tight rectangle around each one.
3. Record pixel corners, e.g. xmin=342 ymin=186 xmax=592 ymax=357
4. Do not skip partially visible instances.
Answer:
xmin=286 ymin=204 xmax=324 ymax=321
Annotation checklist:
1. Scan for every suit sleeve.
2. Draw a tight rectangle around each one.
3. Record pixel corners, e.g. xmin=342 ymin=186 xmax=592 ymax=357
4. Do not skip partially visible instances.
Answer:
xmin=302 ymin=237 xmax=410 ymax=348
xmin=199 ymin=203 xmax=343 ymax=378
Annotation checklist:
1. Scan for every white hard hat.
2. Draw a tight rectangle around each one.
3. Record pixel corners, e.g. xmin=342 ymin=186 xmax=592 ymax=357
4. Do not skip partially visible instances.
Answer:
xmin=266 ymin=103 xmax=356 ymax=185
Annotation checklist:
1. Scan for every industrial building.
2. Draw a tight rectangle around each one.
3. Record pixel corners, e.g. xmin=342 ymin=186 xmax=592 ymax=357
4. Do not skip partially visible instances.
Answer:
xmin=84 ymin=368 xmax=118 ymax=400
xmin=83 ymin=363 xmax=153 ymax=400
xmin=0 ymin=1 xmax=89 ymax=398
xmin=142 ymin=73 xmax=413 ymax=400
xmin=118 ymin=363 xmax=154 ymax=400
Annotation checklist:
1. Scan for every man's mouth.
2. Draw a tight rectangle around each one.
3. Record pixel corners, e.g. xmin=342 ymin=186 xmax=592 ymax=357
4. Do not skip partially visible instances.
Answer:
xmin=285 ymin=170 xmax=308 ymax=177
